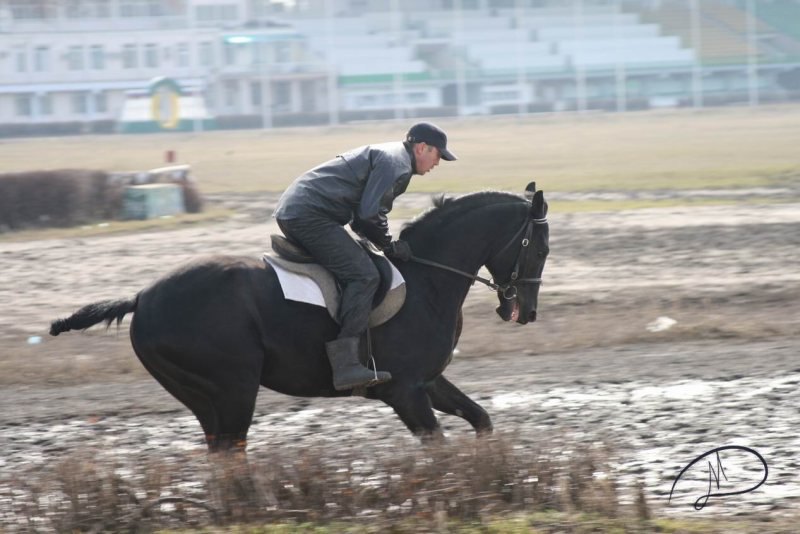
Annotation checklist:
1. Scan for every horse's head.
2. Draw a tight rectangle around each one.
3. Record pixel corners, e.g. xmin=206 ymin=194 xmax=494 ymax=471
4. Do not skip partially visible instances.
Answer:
xmin=486 ymin=182 xmax=549 ymax=325
xmin=399 ymin=185 xmax=549 ymax=325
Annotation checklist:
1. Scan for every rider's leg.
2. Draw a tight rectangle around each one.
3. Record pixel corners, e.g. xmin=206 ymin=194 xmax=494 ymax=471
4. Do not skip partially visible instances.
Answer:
xmin=276 ymin=216 xmax=392 ymax=390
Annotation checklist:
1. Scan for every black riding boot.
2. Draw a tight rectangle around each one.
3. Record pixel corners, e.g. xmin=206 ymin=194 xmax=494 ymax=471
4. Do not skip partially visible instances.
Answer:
xmin=325 ymin=337 xmax=391 ymax=391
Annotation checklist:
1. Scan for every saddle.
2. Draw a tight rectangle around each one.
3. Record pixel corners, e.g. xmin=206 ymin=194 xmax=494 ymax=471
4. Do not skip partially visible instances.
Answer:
xmin=263 ymin=234 xmax=406 ymax=327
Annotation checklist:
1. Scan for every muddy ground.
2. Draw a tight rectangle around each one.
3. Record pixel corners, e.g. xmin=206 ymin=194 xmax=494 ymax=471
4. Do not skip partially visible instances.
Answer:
xmin=1 ymin=190 xmax=799 ymax=525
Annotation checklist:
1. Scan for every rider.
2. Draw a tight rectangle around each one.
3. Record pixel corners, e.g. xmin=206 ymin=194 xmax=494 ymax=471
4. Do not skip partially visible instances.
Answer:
xmin=273 ymin=122 xmax=457 ymax=391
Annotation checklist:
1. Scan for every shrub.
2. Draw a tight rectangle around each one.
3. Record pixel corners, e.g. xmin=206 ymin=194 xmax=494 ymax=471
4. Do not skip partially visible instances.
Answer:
xmin=0 ymin=167 xmax=204 ymax=232
xmin=0 ymin=435 xmax=629 ymax=531
xmin=0 ymin=170 xmax=117 ymax=231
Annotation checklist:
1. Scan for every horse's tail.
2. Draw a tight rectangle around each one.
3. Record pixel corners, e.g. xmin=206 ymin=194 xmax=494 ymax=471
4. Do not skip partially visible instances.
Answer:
xmin=49 ymin=296 xmax=138 ymax=336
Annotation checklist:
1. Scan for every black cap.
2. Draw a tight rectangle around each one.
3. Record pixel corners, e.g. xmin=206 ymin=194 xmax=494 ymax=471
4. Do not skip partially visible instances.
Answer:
xmin=405 ymin=122 xmax=457 ymax=161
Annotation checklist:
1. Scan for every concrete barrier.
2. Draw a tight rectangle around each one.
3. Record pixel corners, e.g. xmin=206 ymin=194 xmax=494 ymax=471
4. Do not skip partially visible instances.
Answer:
xmin=122 ymin=183 xmax=185 ymax=220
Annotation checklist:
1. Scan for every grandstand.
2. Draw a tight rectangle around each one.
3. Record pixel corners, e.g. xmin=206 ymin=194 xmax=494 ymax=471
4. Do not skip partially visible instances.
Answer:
xmin=0 ymin=0 xmax=799 ymax=135
xmin=405 ymin=5 xmax=695 ymax=72
xmin=290 ymin=17 xmax=427 ymax=77
xmin=324 ymin=1 xmax=799 ymax=113
xmin=629 ymin=0 xmax=800 ymax=64
xmin=754 ymin=0 xmax=800 ymax=40
xmin=312 ymin=3 xmax=702 ymax=114
xmin=742 ymin=0 xmax=800 ymax=60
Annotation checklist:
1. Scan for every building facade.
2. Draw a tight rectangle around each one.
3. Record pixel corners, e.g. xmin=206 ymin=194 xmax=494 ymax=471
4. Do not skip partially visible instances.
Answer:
xmin=1 ymin=0 xmax=798 ymax=136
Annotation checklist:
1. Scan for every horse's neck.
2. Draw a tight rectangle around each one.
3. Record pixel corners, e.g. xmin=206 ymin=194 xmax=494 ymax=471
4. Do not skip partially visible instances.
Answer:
xmin=405 ymin=201 xmax=526 ymax=300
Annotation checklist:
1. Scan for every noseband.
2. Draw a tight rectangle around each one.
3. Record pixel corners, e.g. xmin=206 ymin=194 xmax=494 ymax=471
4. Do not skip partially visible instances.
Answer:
xmin=408 ymin=215 xmax=547 ymax=298
xmin=493 ymin=215 xmax=547 ymax=299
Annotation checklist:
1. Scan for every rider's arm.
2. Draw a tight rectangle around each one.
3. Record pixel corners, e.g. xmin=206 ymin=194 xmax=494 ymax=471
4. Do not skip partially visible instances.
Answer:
xmin=354 ymin=150 xmax=405 ymax=248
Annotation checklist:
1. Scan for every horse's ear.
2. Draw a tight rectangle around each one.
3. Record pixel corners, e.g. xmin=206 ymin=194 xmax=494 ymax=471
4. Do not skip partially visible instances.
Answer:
xmin=530 ymin=190 xmax=546 ymax=218
xmin=524 ymin=181 xmax=536 ymax=200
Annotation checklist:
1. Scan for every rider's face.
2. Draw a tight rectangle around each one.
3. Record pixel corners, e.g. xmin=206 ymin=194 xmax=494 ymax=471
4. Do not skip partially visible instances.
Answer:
xmin=414 ymin=143 xmax=441 ymax=175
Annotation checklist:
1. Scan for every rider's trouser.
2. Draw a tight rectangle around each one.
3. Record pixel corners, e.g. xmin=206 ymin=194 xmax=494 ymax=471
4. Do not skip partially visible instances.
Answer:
xmin=276 ymin=216 xmax=379 ymax=339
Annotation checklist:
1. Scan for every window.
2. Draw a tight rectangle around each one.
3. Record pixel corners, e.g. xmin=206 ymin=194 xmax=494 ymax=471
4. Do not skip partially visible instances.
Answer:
xmin=94 ymin=92 xmax=108 ymax=113
xmin=33 ymin=46 xmax=50 ymax=72
xmin=199 ymin=42 xmax=213 ymax=67
xmin=38 ymin=93 xmax=53 ymax=115
xmin=486 ymin=90 xmax=519 ymax=101
xmin=122 ymin=44 xmax=138 ymax=69
xmin=176 ymin=43 xmax=189 ymax=68
xmin=251 ymin=81 xmax=262 ymax=106
xmin=406 ymin=92 xmax=428 ymax=104
xmin=195 ymin=6 xmax=211 ymax=20
xmin=275 ymin=42 xmax=291 ymax=63
xmin=223 ymin=42 xmax=237 ymax=66
xmin=97 ymin=0 xmax=112 ymax=17
xmin=274 ymin=81 xmax=291 ymax=112
xmin=221 ymin=4 xmax=237 ymax=19
xmin=9 ymin=0 xmax=50 ymax=20
xmin=120 ymin=0 xmax=162 ymax=17
xmin=206 ymin=86 xmax=216 ymax=107
xmin=67 ymin=46 xmax=85 ymax=70
xmin=15 ymin=94 xmax=32 ymax=116
xmin=65 ymin=1 xmax=82 ymax=17
xmin=65 ymin=0 xmax=112 ymax=18
xmin=14 ymin=46 xmax=27 ymax=73
xmin=223 ymin=80 xmax=239 ymax=108
xmin=356 ymin=95 xmax=378 ymax=107
xmin=252 ymin=0 xmax=270 ymax=17
xmin=252 ymin=42 xmax=267 ymax=66
xmin=72 ymin=92 xmax=89 ymax=114
xmin=301 ymin=80 xmax=316 ymax=112
xmin=196 ymin=4 xmax=239 ymax=22
xmin=90 ymin=45 xmax=105 ymax=70
xmin=144 ymin=44 xmax=159 ymax=68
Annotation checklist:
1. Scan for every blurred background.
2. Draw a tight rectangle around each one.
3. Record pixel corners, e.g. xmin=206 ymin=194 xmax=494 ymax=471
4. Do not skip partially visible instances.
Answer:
xmin=2 ymin=2 xmax=800 ymax=531
xmin=1 ymin=0 xmax=799 ymax=136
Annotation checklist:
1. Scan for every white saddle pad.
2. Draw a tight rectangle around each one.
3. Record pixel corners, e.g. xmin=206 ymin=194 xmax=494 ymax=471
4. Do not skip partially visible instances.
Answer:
xmin=263 ymin=255 xmax=406 ymax=327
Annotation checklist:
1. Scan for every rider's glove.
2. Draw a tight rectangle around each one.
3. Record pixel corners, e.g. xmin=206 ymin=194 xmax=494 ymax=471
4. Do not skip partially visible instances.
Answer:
xmin=383 ymin=240 xmax=412 ymax=262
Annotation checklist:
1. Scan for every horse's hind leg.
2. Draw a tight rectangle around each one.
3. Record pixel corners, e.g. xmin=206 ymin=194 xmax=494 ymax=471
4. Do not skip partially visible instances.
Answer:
xmin=426 ymin=375 xmax=493 ymax=435
xmin=132 ymin=343 xmax=261 ymax=453
xmin=380 ymin=385 xmax=443 ymax=441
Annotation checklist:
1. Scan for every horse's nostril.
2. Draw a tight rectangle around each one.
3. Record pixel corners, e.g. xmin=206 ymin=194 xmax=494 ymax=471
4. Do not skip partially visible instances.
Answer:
xmin=529 ymin=311 xmax=537 ymax=322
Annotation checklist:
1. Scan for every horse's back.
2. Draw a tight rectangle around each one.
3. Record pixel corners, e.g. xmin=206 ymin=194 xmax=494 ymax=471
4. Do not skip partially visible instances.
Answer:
xmin=145 ymin=255 xmax=266 ymax=294
xmin=130 ymin=254 xmax=342 ymax=396
xmin=132 ymin=255 xmax=272 ymax=345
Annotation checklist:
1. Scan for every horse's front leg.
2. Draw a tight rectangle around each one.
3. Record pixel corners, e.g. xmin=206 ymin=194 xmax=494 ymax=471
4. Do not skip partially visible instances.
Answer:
xmin=426 ymin=375 xmax=493 ymax=436
xmin=379 ymin=384 xmax=443 ymax=441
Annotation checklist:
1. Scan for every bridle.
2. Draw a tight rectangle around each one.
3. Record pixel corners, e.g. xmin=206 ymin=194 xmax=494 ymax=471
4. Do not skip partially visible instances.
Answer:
xmin=408 ymin=213 xmax=548 ymax=300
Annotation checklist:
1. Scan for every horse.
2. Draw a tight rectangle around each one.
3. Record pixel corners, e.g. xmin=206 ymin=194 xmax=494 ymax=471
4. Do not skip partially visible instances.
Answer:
xmin=49 ymin=183 xmax=549 ymax=451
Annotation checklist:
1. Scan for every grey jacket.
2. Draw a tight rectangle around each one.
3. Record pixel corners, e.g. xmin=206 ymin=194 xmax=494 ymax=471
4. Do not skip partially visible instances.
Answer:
xmin=273 ymin=141 xmax=416 ymax=248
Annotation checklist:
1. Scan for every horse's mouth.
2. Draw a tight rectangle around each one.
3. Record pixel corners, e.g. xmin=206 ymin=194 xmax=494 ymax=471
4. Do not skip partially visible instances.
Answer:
xmin=496 ymin=300 xmax=537 ymax=324
xmin=497 ymin=300 xmax=522 ymax=323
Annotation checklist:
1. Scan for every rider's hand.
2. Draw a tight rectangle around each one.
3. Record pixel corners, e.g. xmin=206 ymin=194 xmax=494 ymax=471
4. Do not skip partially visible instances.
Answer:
xmin=383 ymin=240 xmax=412 ymax=261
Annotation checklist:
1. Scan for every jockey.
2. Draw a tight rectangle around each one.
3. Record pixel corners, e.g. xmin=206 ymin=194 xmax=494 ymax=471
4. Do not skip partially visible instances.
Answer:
xmin=273 ymin=122 xmax=457 ymax=391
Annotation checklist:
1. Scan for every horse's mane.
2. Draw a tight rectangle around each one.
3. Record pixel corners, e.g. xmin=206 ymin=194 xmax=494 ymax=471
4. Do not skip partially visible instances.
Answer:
xmin=400 ymin=190 xmax=524 ymax=239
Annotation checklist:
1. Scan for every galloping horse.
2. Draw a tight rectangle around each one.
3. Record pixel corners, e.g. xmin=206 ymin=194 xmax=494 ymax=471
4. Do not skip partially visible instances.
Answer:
xmin=50 ymin=183 xmax=549 ymax=451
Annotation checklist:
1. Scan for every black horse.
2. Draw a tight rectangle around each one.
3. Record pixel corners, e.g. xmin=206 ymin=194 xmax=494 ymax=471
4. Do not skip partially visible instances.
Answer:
xmin=50 ymin=184 xmax=549 ymax=451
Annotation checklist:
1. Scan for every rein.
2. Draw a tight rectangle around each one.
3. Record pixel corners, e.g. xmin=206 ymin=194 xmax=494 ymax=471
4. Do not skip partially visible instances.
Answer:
xmin=408 ymin=215 xmax=548 ymax=299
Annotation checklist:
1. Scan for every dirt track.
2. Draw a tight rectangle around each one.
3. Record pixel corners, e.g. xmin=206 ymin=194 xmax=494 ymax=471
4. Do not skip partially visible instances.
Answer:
xmin=1 ymin=191 xmax=799 ymax=522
